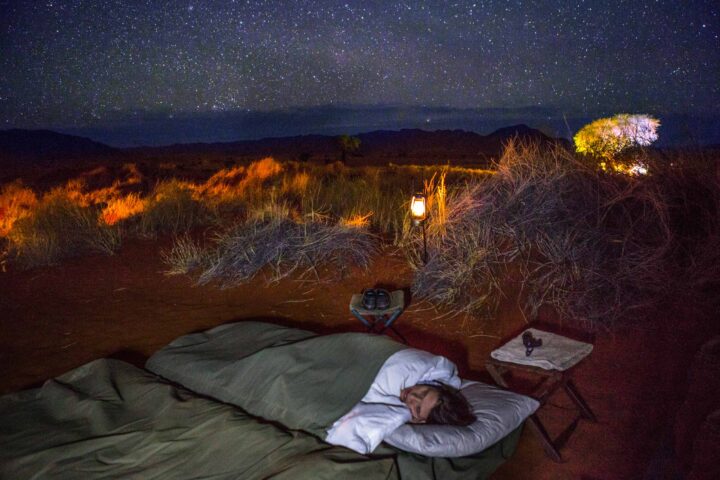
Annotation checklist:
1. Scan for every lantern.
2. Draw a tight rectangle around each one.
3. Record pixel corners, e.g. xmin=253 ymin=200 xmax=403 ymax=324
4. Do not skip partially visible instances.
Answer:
xmin=410 ymin=193 xmax=427 ymax=226
xmin=410 ymin=192 xmax=428 ymax=263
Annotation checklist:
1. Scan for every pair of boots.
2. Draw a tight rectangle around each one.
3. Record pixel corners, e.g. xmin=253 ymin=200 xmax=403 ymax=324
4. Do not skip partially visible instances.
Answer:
xmin=362 ymin=288 xmax=391 ymax=310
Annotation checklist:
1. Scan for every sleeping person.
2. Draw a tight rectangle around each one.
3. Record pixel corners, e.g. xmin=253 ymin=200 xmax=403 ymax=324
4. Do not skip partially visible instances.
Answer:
xmin=326 ymin=348 xmax=477 ymax=454
xmin=401 ymin=382 xmax=476 ymax=425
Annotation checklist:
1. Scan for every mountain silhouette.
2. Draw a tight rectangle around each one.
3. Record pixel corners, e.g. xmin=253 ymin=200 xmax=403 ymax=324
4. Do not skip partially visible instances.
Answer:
xmin=2 ymin=125 xmax=569 ymax=169
xmin=0 ymin=129 xmax=117 ymax=169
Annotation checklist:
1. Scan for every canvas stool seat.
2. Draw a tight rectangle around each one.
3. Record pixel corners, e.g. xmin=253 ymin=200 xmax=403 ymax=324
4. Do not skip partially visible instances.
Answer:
xmin=486 ymin=328 xmax=597 ymax=462
xmin=350 ymin=290 xmax=406 ymax=343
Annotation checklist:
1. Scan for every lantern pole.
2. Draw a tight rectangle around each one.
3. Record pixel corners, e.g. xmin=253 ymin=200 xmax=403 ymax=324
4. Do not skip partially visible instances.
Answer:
xmin=421 ymin=215 xmax=427 ymax=264
xmin=410 ymin=192 xmax=428 ymax=264
xmin=410 ymin=178 xmax=429 ymax=265
xmin=421 ymin=179 xmax=428 ymax=264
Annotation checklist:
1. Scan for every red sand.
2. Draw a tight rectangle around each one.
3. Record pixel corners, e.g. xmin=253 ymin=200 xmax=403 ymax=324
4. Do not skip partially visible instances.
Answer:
xmin=1 ymin=237 xmax=716 ymax=479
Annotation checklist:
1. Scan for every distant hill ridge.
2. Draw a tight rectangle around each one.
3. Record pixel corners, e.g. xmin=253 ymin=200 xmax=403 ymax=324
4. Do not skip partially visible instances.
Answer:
xmin=133 ymin=124 xmax=567 ymax=165
xmin=0 ymin=125 xmax=568 ymax=167
xmin=0 ymin=129 xmax=116 ymax=159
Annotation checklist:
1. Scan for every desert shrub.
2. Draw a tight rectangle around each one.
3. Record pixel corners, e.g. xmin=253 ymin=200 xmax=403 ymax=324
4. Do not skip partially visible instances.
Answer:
xmin=195 ymin=213 xmax=378 ymax=287
xmin=409 ymin=140 xmax=681 ymax=330
xmin=647 ymin=154 xmax=720 ymax=308
xmin=161 ymin=233 xmax=210 ymax=276
xmin=0 ymin=181 xmax=38 ymax=237
xmin=7 ymin=191 xmax=121 ymax=268
xmin=100 ymin=193 xmax=145 ymax=225
xmin=192 ymin=165 xmax=247 ymax=208
xmin=192 ymin=157 xmax=286 ymax=217
xmin=247 ymin=197 xmax=297 ymax=223
xmin=281 ymin=171 xmax=311 ymax=196
xmin=337 ymin=134 xmax=361 ymax=163
xmin=137 ymin=180 xmax=212 ymax=238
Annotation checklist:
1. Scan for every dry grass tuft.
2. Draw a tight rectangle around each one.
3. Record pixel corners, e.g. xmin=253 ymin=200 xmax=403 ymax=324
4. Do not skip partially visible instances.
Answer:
xmin=100 ymin=193 xmax=145 ymax=225
xmin=138 ymin=180 xmax=211 ymax=238
xmin=0 ymin=181 xmax=38 ymax=237
xmin=161 ymin=233 xmax=209 ymax=276
xmin=193 ymin=216 xmax=379 ymax=287
xmin=7 ymin=190 xmax=120 ymax=268
xmin=281 ymin=171 xmax=311 ymax=196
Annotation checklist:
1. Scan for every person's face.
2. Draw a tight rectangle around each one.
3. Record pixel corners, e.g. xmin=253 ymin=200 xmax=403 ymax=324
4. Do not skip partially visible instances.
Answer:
xmin=400 ymin=385 xmax=440 ymax=423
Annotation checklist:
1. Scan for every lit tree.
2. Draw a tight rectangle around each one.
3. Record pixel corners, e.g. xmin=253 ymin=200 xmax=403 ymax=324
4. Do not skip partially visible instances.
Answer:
xmin=574 ymin=114 xmax=660 ymax=174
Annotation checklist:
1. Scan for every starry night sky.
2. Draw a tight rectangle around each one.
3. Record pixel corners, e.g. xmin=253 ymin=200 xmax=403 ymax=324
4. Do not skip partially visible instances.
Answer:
xmin=1 ymin=1 xmax=718 ymax=146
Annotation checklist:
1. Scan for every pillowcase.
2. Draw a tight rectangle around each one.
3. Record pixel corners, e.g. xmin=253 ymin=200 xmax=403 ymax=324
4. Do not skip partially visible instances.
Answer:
xmin=325 ymin=348 xmax=461 ymax=454
xmin=383 ymin=380 xmax=539 ymax=458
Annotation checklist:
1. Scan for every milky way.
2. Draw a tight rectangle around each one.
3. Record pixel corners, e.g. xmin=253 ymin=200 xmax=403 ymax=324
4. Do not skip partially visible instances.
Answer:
xmin=1 ymin=0 xmax=718 ymax=131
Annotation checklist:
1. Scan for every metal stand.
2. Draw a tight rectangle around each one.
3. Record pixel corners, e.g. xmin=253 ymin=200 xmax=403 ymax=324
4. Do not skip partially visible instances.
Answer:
xmin=486 ymin=357 xmax=597 ymax=462
xmin=349 ymin=290 xmax=407 ymax=344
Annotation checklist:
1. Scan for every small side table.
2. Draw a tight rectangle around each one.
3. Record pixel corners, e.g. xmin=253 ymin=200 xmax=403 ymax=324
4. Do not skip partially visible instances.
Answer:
xmin=350 ymin=290 xmax=407 ymax=343
xmin=486 ymin=329 xmax=597 ymax=462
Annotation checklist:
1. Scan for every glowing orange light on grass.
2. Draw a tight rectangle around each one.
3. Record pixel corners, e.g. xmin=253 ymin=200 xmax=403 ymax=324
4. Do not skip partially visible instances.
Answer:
xmin=0 ymin=182 xmax=38 ymax=237
xmin=246 ymin=157 xmax=283 ymax=181
xmin=341 ymin=212 xmax=373 ymax=228
xmin=193 ymin=157 xmax=284 ymax=204
xmin=100 ymin=193 xmax=145 ymax=225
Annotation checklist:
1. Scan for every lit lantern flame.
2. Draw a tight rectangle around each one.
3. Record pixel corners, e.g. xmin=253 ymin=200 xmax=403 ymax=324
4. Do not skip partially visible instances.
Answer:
xmin=410 ymin=193 xmax=427 ymax=225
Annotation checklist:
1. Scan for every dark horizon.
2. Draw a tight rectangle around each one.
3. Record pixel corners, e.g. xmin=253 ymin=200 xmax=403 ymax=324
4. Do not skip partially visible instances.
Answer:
xmin=33 ymin=104 xmax=720 ymax=149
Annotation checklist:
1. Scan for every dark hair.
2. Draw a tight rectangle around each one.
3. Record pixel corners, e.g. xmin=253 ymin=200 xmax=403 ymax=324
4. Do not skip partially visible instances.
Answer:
xmin=426 ymin=383 xmax=476 ymax=426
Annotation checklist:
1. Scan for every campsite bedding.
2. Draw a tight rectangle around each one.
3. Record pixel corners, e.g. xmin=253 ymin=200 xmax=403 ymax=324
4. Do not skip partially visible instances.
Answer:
xmin=145 ymin=321 xmax=406 ymax=437
xmin=0 ymin=359 xmax=396 ymax=480
xmin=1 ymin=321 xmax=525 ymax=479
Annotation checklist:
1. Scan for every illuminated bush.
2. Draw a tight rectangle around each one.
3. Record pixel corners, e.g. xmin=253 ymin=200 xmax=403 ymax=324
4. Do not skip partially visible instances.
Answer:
xmin=8 ymin=191 xmax=120 ymax=268
xmin=574 ymin=114 xmax=660 ymax=174
xmin=192 ymin=157 xmax=285 ymax=213
xmin=0 ymin=181 xmax=37 ymax=237
xmin=100 ymin=193 xmax=145 ymax=225
xmin=138 ymin=180 xmax=211 ymax=237
xmin=246 ymin=156 xmax=283 ymax=181
xmin=281 ymin=171 xmax=311 ymax=197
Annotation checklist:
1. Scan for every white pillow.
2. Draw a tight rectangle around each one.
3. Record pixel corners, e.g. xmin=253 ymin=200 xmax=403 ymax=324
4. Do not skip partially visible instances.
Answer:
xmin=325 ymin=348 xmax=461 ymax=454
xmin=362 ymin=348 xmax=462 ymax=403
xmin=383 ymin=380 xmax=539 ymax=458
xmin=325 ymin=402 xmax=411 ymax=454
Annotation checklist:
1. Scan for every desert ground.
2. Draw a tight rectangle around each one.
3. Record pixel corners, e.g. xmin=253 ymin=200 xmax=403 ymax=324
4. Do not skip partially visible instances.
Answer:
xmin=2 ymin=138 xmax=719 ymax=479
xmin=2 ymin=233 xmax=716 ymax=479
